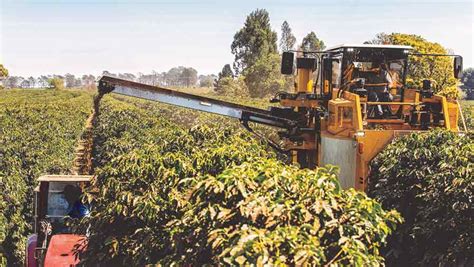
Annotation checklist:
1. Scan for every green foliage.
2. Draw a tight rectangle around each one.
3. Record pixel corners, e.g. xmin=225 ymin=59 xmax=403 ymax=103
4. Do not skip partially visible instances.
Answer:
xmin=199 ymin=76 xmax=214 ymax=88
xmin=73 ymin=95 xmax=401 ymax=266
xmin=461 ymin=68 xmax=474 ymax=100
xmin=48 ymin=77 xmax=65 ymax=90
xmin=301 ymin=31 xmax=326 ymax=52
xmin=370 ymin=33 xmax=459 ymax=98
xmin=231 ymin=9 xmax=278 ymax=75
xmin=368 ymin=130 xmax=474 ymax=266
xmin=74 ymin=96 xmax=274 ymax=265
xmin=219 ymin=64 xmax=234 ymax=79
xmin=0 ymin=90 xmax=92 ymax=266
xmin=214 ymin=76 xmax=249 ymax=97
xmin=180 ymin=67 xmax=198 ymax=87
xmin=280 ymin=21 xmax=296 ymax=52
xmin=244 ymin=53 xmax=289 ymax=97
xmin=0 ymin=64 xmax=8 ymax=79
xmin=461 ymin=100 xmax=474 ymax=131
xmin=0 ymin=65 xmax=8 ymax=90
xmin=169 ymin=160 xmax=401 ymax=266
xmin=214 ymin=64 xmax=237 ymax=95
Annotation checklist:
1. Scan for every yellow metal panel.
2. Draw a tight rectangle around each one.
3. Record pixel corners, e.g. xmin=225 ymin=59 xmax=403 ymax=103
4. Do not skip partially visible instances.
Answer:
xmin=280 ymin=99 xmax=320 ymax=108
xmin=355 ymin=130 xmax=404 ymax=191
xmin=353 ymin=94 xmax=363 ymax=131
xmin=447 ymin=101 xmax=459 ymax=131
xmin=297 ymin=69 xmax=311 ymax=93
xmin=440 ymin=96 xmax=451 ymax=129
xmin=307 ymin=78 xmax=313 ymax=93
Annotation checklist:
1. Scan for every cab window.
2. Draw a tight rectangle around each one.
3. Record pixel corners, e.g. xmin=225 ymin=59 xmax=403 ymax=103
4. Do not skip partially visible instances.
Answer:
xmin=331 ymin=59 xmax=341 ymax=88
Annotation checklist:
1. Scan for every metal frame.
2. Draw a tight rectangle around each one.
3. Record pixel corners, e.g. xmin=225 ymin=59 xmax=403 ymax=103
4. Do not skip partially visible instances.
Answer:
xmin=99 ymin=76 xmax=298 ymax=131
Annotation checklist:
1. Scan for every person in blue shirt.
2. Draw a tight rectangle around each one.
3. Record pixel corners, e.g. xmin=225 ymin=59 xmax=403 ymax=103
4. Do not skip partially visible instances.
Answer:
xmin=63 ymin=184 xmax=90 ymax=218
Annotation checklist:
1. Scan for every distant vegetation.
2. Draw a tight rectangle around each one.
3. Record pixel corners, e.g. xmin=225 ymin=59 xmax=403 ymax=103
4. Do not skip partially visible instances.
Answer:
xmin=214 ymin=10 xmax=323 ymax=98
xmin=0 ymin=64 xmax=8 ymax=90
xmin=461 ymin=68 xmax=474 ymax=100
xmin=2 ymin=13 xmax=471 ymax=102
xmin=1 ymin=69 xmax=217 ymax=91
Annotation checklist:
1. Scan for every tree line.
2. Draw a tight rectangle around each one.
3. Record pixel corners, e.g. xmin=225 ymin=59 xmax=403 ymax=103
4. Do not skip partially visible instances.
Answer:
xmin=0 ymin=67 xmax=217 ymax=90
xmin=1 ymin=9 xmax=473 ymax=99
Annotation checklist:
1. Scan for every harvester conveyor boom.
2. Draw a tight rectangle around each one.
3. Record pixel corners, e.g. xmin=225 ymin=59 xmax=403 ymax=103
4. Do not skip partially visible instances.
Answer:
xmin=98 ymin=76 xmax=298 ymax=131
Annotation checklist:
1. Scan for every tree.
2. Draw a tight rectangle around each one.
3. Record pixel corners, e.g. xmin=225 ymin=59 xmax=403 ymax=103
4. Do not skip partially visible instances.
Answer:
xmin=0 ymin=64 xmax=9 ymax=89
xmin=199 ymin=74 xmax=216 ymax=88
xmin=65 ymin=73 xmax=76 ymax=88
xmin=82 ymin=74 xmax=97 ymax=90
xmin=20 ymin=79 xmax=30 ymax=88
xmin=38 ymin=75 xmax=51 ymax=88
xmin=461 ymin=68 xmax=474 ymax=99
xmin=219 ymin=64 xmax=233 ymax=79
xmin=364 ymin=32 xmax=391 ymax=45
xmin=74 ymin=77 xmax=82 ymax=87
xmin=48 ymin=77 xmax=64 ymax=90
xmin=244 ymin=53 xmax=287 ymax=97
xmin=279 ymin=21 xmax=296 ymax=52
xmin=4 ymin=76 xmax=23 ymax=88
xmin=166 ymin=67 xmax=185 ymax=86
xmin=27 ymin=77 xmax=36 ymax=88
xmin=301 ymin=31 xmax=325 ymax=52
xmin=231 ymin=9 xmax=278 ymax=75
xmin=180 ymin=67 xmax=198 ymax=87
xmin=102 ymin=70 xmax=116 ymax=77
xmin=214 ymin=64 xmax=235 ymax=93
xmin=0 ymin=64 xmax=7 ymax=77
xmin=368 ymin=33 xmax=459 ymax=98
xmin=118 ymin=73 xmax=136 ymax=81
xmin=214 ymin=76 xmax=249 ymax=96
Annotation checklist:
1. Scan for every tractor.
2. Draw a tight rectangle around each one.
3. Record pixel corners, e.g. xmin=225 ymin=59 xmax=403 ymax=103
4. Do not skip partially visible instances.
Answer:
xmin=25 ymin=175 xmax=91 ymax=267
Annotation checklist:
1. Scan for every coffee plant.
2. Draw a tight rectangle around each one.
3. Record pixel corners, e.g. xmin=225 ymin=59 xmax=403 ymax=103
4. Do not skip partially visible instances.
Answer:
xmin=368 ymin=130 xmax=473 ymax=266
xmin=167 ymin=159 xmax=401 ymax=266
xmin=74 ymin=95 xmax=401 ymax=266
xmin=0 ymin=90 xmax=93 ymax=266
xmin=74 ymin=95 xmax=276 ymax=265
xmin=461 ymin=101 xmax=473 ymax=131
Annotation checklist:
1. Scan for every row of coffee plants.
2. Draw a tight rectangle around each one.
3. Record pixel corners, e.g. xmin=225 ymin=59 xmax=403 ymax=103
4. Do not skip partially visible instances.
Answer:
xmin=461 ymin=101 xmax=473 ymax=131
xmin=0 ymin=90 xmax=93 ymax=266
xmin=74 ymin=95 xmax=401 ymax=266
xmin=369 ymin=130 xmax=473 ymax=266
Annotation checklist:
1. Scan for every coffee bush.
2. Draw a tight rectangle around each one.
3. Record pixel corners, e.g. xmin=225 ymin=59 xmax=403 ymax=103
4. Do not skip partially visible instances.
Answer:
xmin=369 ymin=130 xmax=473 ymax=266
xmin=75 ymin=95 xmax=401 ymax=266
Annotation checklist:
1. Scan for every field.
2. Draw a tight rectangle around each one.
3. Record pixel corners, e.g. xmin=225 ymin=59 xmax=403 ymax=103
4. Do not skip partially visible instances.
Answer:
xmin=0 ymin=90 xmax=93 ymax=266
xmin=0 ymin=89 xmax=472 ymax=266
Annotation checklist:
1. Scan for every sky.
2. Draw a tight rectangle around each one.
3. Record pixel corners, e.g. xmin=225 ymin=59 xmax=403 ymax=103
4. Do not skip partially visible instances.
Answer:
xmin=1 ymin=0 xmax=473 ymax=77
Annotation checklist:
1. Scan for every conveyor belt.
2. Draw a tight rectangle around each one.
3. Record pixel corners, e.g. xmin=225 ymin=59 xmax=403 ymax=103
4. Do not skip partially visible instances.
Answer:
xmin=98 ymin=76 xmax=298 ymax=130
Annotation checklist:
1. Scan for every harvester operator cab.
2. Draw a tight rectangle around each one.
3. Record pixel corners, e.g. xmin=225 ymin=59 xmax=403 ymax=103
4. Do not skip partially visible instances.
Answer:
xmin=26 ymin=175 xmax=91 ymax=267
xmin=280 ymin=44 xmax=463 ymax=126
xmin=325 ymin=45 xmax=410 ymax=119
xmin=276 ymin=44 xmax=463 ymax=173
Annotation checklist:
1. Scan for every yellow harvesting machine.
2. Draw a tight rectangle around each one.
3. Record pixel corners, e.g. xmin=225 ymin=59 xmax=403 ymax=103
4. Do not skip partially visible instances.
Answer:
xmin=98 ymin=44 xmax=465 ymax=191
